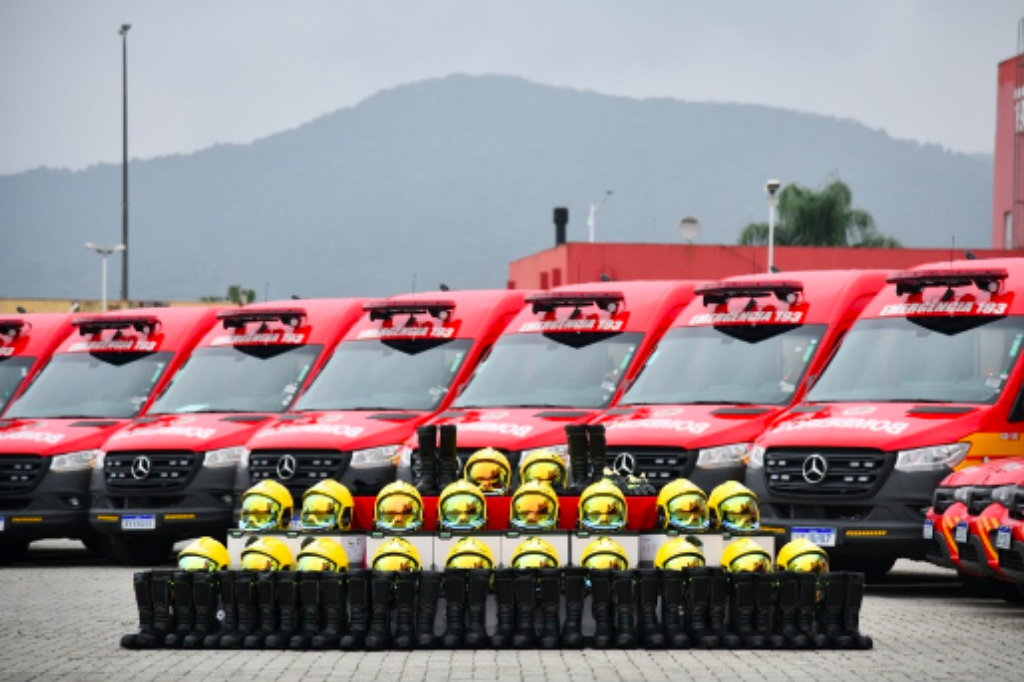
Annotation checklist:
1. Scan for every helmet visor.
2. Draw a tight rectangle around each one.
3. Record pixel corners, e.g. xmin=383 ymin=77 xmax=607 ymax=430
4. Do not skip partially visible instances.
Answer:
xmin=582 ymin=551 xmax=627 ymax=571
xmin=783 ymin=552 xmax=829 ymax=574
xmin=447 ymin=552 xmax=493 ymax=570
xmin=662 ymin=554 xmax=705 ymax=571
xmin=511 ymin=494 xmax=556 ymax=529
xmin=240 ymin=494 xmax=281 ymax=531
xmin=372 ymin=553 xmax=420 ymax=572
xmin=666 ymin=492 xmax=708 ymax=531
xmin=719 ymin=495 xmax=760 ymax=532
xmin=728 ymin=552 xmax=771 ymax=573
xmin=297 ymin=555 xmax=338 ymax=572
xmin=376 ymin=494 xmax=423 ymax=531
xmin=522 ymin=460 xmax=566 ymax=488
xmin=440 ymin=493 xmax=486 ymax=530
xmin=581 ymin=493 xmax=626 ymax=531
xmin=178 ymin=555 xmax=219 ymax=572
xmin=301 ymin=493 xmax=340 ymax=530
xmin=512 ymin=551 xmax=559 ymax=569
xmin=466 ymin=460 xmax=509 ymax=494
xmin=241 ymin=552 xmax=280 ymax=572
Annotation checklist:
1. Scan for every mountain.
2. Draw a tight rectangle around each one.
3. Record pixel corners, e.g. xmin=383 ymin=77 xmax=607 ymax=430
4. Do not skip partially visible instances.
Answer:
xmin=0 ymin=75 xmax=993 ymax=301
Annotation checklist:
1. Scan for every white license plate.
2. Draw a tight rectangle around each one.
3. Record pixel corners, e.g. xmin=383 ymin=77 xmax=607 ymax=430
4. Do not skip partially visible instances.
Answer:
xmin=996 ymin=526 xmax=1013 ymax=550
xmin=923 ymin=521 xmax=934 ymax=539
xmin=121 ymin=514 xmax=156 ymax=531
xmin=955 ymin=522 xmax=968 ymax=544
xmin=792 ymin=527 xmax=836 ymax=547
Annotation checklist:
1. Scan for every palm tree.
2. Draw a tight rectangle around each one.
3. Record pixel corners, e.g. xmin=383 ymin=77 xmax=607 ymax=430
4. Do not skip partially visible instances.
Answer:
xmin=738 ymin=178 xmax=900 ymax=248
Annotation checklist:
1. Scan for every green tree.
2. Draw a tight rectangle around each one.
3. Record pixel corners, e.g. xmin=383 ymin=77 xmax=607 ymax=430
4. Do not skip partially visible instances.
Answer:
xmin=738 ymin=178 xmax=901 ymax=248
xmin=201 ymin=285 xmax=256 ymax=304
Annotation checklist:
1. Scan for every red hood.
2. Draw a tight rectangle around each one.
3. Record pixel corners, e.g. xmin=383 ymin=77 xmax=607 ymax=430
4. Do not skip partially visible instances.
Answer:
xmin=417 ymin=407 xmax=596 ymax=451
xmin=939 ymin=458 xmax=1011 ymax=487
xmin=0 ymin=417 xmax=129 ymax=456
xmin=979 ymin=457 xmax=1024 ymax=487
xmin=103 ymin=413 xmax=278 ymax=453
xmin=757 ymin=402 xmax=987 ymax=451
xmin=247 ymin=411 xmax=433 ymax=451
xmin=597 ymin=404 xmax=783 ymax=449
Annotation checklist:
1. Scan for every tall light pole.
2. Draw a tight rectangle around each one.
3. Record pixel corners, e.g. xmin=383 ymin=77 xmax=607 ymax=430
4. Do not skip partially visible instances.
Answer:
xmin=85 ymin=243 xmax=126 ymax=311
xmin=119 ymin=24 xmax=131 ymax=304
xmin=766 ymin=179 xmax=781 ymax=272
xmin=587 ymin=189 xmax=614 ymax=243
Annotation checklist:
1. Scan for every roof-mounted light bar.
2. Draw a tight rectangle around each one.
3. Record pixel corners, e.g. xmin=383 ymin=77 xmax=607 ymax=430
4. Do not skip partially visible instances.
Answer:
xmin=0 ymin=318 xmax=27 ymax=338
xmin=887 ymin=268 xmax=1008 ymax=297
xmin=72 ymin=315 xmax=160 ymax=336
xmin=363 ymin=299 xmax=456 ymax=322
xmin=695 ymin=281 xmax=803 ymax=307
xmin=525 ymin=291 xmax=625 ymax=315
xmin=217 ymin=307 xmax=307 ymax=328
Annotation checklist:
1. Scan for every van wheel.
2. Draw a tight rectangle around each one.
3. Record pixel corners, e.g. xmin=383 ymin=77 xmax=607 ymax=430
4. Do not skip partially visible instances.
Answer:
xmin=994 ymin=579 xmax=1024 ymax=604
xmin=81 ymin=534 xmax=115 ymax=560
xmin=0 ymin=539 xmax=30 ymax=565
xmin=958 ymin=571 xmax=999 ymax=597
xmin=108 ymin=536 xmax=175 ymax=567
xmin=831 ymin=556 xmax=896 ymax=581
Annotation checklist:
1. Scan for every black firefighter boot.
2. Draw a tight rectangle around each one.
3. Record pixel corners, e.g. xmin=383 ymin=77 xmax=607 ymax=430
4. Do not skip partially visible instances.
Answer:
xmin=818 ymin=573 xmax=853 ymax=649
xmin=565 ymin=424 xmax=591 ymax=494
xmin=755 ymin=573 xmax=785 ymax=649
xmin=465 ymin=569 xmax=492 ymax=648
xmin=587 ymin=424 xmax=609 ymax=484
xmin=636 ymin=569 xmax=666 ymax=648
xmin=659 ymin=570 xmax=690 ymax=649
xmin=164 ymin=571 xmax=194 ymax=647
xmin=561 ymin=567 xmax=587 ymax=648
xmin=339 ymin=569 xmax=370 ymax=650
xmin=611 ymin=570 xmax=637 ymax=649
xmin=265 ymin=571 xmax=299 ymax=648
xmin=490 ymin=568 xmax=517 ymax=648
xmin=393 ymin=571 xmax=419 ymax=649
xmin=204 ymin=570 xmax=237 ymax=648
xmin=364 ymin=570 xmax=395 ymax=651
xmin=683 ymin=568 xmax=718 ymax=649
xmin=729 ymin=572 xmax=765 ymax=649
xmin=310 ymin=571 xmax=347 ymax=649
xmin=414 ymin=424 xmax=440 ymax=495
xmin=796 ymin=572 xmax=829 ymax=649
xmin=417 ymin=571 xmax=443 ymax=648
xmin=536 ymin=568 xmax=561 ymax=649
xmin=437 ymin=424 xmax=460 ymax=488
xmin=442 ymin=568 xmax=468 ymax=648
xmin=775 ymin=572 xmax=809 ymax=649
xmin=120 ymin=572 xmax=154 ymax=649
xmin=843 ymin=572 xmax=874 ymax=650
xmin=290 ymin=571 xmax=323 ymax=650
xmin=590 ymin=569 xmax=615 ymax=649
xmin=136 ymin=570 xmax=175 ymax=649
xmin=708 ymin=568 xmax=739 ymax=649
xmin=183 ymin=570 xmax=221 ymax=648
xmin=220 ymin=570 xmax=257 ymax=648
xmin=512 ymin=569 xmax=537 ymax=648
xmin=244 ymin=572 xmax=279 ymax=648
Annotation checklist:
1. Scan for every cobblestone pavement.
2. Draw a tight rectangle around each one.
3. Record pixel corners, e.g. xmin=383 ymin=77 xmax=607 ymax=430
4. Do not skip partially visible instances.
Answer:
xmin=1 ymin=541 xmax=1023 ymax=682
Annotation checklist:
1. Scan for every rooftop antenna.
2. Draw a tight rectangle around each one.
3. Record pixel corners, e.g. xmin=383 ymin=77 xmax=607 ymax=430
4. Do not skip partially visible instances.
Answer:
xmin=950 ymin=237 xmax=955 ymax=266
xmin=411 ymin=272 xmax=417 ymax=296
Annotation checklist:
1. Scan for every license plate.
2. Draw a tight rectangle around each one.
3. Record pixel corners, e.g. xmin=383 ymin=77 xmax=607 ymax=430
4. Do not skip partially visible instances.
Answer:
xmin=996 ymin=526 xmax=1012 ymax=550
xmin=792 ymin=527 xmax=837 ymax=547
xmin=0 ymin=515 xmax=4 ymax=532
xmin=955 ymin=522 xmax=968 ymax=544
xmin=121 ymin=514 xmax=156 ymax=531
xmin=923 ymin=521 xmax=934 ymax=539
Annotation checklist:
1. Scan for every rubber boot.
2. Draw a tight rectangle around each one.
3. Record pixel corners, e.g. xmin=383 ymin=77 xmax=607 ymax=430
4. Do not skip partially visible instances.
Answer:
xmin=796 ymin=572 xmax=829 ymax=649
xmin=843 ymin=573 xmax=873 ymax=650
xmin=490 ymin=568 xmax=516 ymax=648
xmin=775 ymin=572 xmax=809 ymax=649
xmin=729 ymin=572 xmax=765 ymax=649
xmin=684 ymin=568 xmax=718 ymax=648
xmin=660 ymin=570 xmax=690 ymax=649
xmin=364 ymin=570 xmax=395 ymax=651
xmin=183 ymin=570 xmax=220 ymax=648
xmin=465 ymin=569 xmax=492 ymax=648
xmin=561 ymin=567 xmax=587 ymax=648
xmin=220 ymin=571 xmax=256 ymax=648
xmin=565 ymin=424 xmax=591 ymax=493
xmin=164 ymin=571 xmax=194 ymax=647
xmin=244 ymin=572 xmax=278 ymax=648
xmin=437 ymin=424 xmax=460 ymax=488
xmin=512 ymin=569 xmax=537 ymax=648
xmin=265 ymin=571 xmax=298 ymax=648
xmin=611 ymin=570 xmax=637 ymax=648
xmin=311 ymin=571 xmax=347 ymax=649
xmin=120 ymin=572 xmax=154 ymax=649
xmin=204 ymin=570 xmax=237 ymax=648
xmin=393 ymin=571 xmax=419 ymax=649
xmin=417 ymin=571 xmax=443 ymax=648
xmin=441 ymin=568 xmax=468 ymax=648
xmin=636 ymin=569 xmax=665 ymax=648
xmin=819 ymin=573 xmax=853 ymax=649
xmin=339 ymin=569 xmax=370 ymax=650
xmin=587 ymin=424 xmax=609 ymax=484
xmin=755 ymin=573 xmax=785 ymax=649
xmin=709 ymin=568 xmax=739 ymax=648
xmin=414 ymin=424 xmax=439 ymax=495
xmin=290 ymin=571 xmax=322 ymax=650
xmin=136 ymin=570 xmax=175 ymax=649
xmin=536 ymin=568 xmax=561 ymax=649
xmin=590 ymin=569 xmax=615 ymax=648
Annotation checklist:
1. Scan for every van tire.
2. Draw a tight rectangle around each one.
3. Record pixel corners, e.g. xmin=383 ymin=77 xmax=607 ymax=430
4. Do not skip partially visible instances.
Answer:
xmin=108 ymin=536 xmax=175 ymax=567
xmin=831 ymin=556 xmax=896 ymax=581
xmin=0 ymin=539 xmax=30 ymax=565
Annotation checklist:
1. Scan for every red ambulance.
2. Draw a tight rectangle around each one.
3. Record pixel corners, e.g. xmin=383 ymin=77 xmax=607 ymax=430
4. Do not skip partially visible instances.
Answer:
xmin=0 ymin=314 xmax=75 ymax=417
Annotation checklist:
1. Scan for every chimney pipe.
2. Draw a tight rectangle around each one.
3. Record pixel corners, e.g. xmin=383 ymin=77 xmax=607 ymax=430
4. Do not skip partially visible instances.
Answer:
xmin=554 ymin=207 xmax=569 ymax=246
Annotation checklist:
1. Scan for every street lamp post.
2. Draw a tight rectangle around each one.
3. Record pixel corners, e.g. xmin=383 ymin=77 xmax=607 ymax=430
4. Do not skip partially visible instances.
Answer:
xmin=119 ymin=24 xmax=131 ymax=304
xmin=587 ymin=189 xmax=614 ymax=243
xmin=766 ymin=179 xmax=781 ymax=272
xmin=85 ymin=243 xmax=126 ymax=311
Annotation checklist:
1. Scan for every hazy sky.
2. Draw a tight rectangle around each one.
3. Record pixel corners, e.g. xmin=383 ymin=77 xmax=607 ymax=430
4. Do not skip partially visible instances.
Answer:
xmin=1 ymin=1 xmax=1021 ymax=177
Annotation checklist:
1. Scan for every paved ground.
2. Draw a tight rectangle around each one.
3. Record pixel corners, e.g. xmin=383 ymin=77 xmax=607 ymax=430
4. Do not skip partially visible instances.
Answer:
xmin=1 ymin=541 xmax=1023 ymax=682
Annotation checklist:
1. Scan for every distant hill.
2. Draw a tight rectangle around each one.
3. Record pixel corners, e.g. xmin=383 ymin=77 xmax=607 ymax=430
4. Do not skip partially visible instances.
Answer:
xmin=0 ymin=75 xmax=993 ymax=301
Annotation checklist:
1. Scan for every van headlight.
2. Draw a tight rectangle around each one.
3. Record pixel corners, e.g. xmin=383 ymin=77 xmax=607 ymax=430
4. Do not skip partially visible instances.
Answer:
xmin=747 ymin=445 xmax=766 ymax=470
xmin=895 ymin=443 xmax=970 ymax=472
xmin=51 ymin=450 xmax=102 ymax=472
xmin=204 ymin=446 xmax=248 ymax=468
xmin=696 ymin=443 xmax=751 ymax=469
xmin=352 ymin=445 xmax=400 ymax=469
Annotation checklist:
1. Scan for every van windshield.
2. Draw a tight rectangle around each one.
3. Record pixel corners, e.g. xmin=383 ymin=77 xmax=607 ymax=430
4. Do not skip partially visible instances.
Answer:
xmin=622 ymin=325 xmax=826 ymax=407
xmin=455 ymin=332 xmax=642 ymax=409
xmin=0 ymin=356 xmax=34 ymax=415
xmin=5 ymin=352 xmax=172 ymax=419
xmin=807 ymin=316 xmax=1024 ymax=404
xmin=295 ymin=339 xmax=472 ymax=412
xmin=149 ymin=345 xmax=322 ymax=414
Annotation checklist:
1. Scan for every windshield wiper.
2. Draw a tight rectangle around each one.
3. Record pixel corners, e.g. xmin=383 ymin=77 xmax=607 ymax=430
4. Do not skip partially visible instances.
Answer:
xmin=684 ymin=400 xmax=756 ymax=406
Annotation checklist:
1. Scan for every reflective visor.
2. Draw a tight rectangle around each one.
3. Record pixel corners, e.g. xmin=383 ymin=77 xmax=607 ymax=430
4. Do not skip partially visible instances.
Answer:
xmin=439 ymin=493 xmax=486 ymax=530
xmin=522 ymin=460 xmax=566 ymax=488
xmin=666 ymin=492 xmax=709 ymax=531
xmin=719 ymin=495 xmax=760 ymax=532
xmin=447 ymin=552 xmax=493 ymax=570
xmin=662 ymin=554 xmax=705 ymax=571
xmin=728 ymin=552 xmax=771 ymax=573
xmin=466 ymin=461 xmax=509 ymax=494
xmin=241 ymin=552 xmax=280 ymax=571
xmin=178 ymin=555 xmax=218 ymax=572
xmin=512 ymin=552 xmax=559 ymax=569
xmin=297 ymin=555 xmax=337 ymax=572
xmin=240 ymin=494 xmax=281 ymax=531
xmin=372 ymin=553 xmax=420 ymax=572
xmin=511 ymin=494 xmax=556 ymax=529
xmin=784 ymin=552 xmax=829 ymax=574
xmin=301 ymin=493 xmax=339 ymax=530
xmin=376 ymin=494 xmax=422 ymax=531
xmin=581 ymin=494 xmax=626 ymax=530
xmin=582 ymin=552 xmax=627 ymax=571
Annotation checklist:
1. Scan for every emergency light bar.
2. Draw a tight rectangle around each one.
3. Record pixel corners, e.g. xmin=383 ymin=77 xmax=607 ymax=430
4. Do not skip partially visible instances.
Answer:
xmin=364 ymin=299 xmax=456 ymax=322
xmin=72 ymin=315 xmax=160 ymax=336
xmin=695 ymin=281 xmax=803 ymax=306
xmin=217 ymin=307 xmax=306 ymax=328
xmin=887 ymin=268 xmax=1008 ymax=297
xmin=0 ymin=319 xmax=27 ymax=338
xmin=525 ymin=291 xmax=624 ymax=315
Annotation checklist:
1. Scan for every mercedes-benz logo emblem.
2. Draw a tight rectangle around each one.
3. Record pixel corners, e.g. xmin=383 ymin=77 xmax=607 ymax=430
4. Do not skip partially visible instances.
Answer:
xmin=131 ymin=455 xmax=151 ymax=480
xmin=802 ymin=454 xmax=828 ymax=484
xmin=612 ymin=452 xmax=636 ymax=476
xmin=276 ymin=454 xmax=297 ymax=480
